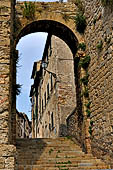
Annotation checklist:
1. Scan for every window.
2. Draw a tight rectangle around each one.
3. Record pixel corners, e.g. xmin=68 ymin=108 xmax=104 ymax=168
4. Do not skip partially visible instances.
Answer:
xmin=51 ymin=112 xmax=54 ymax=130
xmin=49 ymin=123 xmax=51 ymax=131
xmin=38 ymin=128 xmax=39 ymax=134
xmin=36 ymin=93 xmax=38 ymax=119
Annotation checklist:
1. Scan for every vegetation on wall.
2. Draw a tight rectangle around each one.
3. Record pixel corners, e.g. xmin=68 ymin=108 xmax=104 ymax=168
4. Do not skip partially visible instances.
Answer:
xmin=79 ymin=55 xmax=91 ymax=69
xmin=97 ymin=40 xmax=103 ymax=51
xmin=74 ymin=0 xmax=86 ymax=33
xmin=78 ymin=45 xmax=93 ymax=135
xmin=80 ymin=75 xmax=88 ymax=86
xmin=74 ymin=13 xmax=86 ymax=33
xmin=22 ymin=2 xmax=35 ymax=20
xmin=89 ymin=126 xmax=92 ymax=135
xmin=85 ymin=101 xmax=91 ymax=109
xmin=86 ymin=109 xmax=91 ymax=117
xmin=78 ymin=43 xmax=86 ymax=51
xmin=83 ymin=87 xmax=89 ymax=98
xmin=15 ymin=84 xmax=22 ymax=96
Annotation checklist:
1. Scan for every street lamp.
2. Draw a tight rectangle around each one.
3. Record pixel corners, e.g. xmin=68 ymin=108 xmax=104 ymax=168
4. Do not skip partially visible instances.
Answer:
xmin=41 ymin=61 xmax=57 ymax=79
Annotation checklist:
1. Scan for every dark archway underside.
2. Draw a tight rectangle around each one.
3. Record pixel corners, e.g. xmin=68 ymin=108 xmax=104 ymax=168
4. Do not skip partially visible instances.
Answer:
xmin=16 ymin=20 xmax=78 ymax=56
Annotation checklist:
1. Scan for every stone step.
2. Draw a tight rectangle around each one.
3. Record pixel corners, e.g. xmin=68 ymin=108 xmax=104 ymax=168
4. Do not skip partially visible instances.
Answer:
xmin=16 ymin=138 xmax=110 ymax=170
xmin=16 ymin=138 xmax=78 ymax=146
xmin=16 ymin=159 xmax=107 ymax=166
xmin=16 ymin=153 xmax=97 ymax=161
xmin=16 ymin=165 xmax=110 ymax=170
xmin=17 ymin=144 xmax=73 ymax=148
xmin=16 ymin=164 xmax=109 ymax=169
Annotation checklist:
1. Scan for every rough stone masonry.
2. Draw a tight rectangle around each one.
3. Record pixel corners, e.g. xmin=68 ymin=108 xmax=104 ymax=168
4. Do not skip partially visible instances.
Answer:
xmin=0 ymin=0 xmax=113 ymax=169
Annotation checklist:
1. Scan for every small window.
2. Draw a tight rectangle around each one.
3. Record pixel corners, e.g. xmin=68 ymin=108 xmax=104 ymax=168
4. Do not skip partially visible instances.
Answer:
xmin=49 ymin=123 xmax=51 ymax=131
xmin=51 ymin=112 xmax=54 ymax=129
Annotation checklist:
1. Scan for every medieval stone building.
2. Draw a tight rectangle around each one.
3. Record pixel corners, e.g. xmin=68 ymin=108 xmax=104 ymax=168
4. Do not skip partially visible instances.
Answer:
xmin=30 ymin=34 xmax=76 ymax=138
xmin=16 ymin=110 xmax=32 ymax=138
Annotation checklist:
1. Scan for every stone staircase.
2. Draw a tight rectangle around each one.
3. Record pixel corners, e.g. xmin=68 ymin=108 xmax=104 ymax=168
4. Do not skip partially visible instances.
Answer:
xmin=16 ymin=138 xmax=110 ymax=170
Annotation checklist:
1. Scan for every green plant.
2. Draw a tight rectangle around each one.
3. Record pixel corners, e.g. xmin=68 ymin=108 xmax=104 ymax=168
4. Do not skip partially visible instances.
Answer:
xmin=15 ymin=84 xmax=22 ymax=96
xmin=86 ymin=109 xmax=91 ymax=117
xmin=80 ymin=74 xmax=89 ymax=86
xmin=78 ymin=43 xmax=86 ymax=51
xmin=90 ymin=120 xmax=94 ymax=126
xmin=97 ymin=40 xmax=103 ymax=51
xmin=85 ymin=101 xmax=91 ymax=109
xmin=49 ymin=148 xmax=54 ymax=155
xmin=79 ymin=55 xmax=91 ymax=69
xmin=56 ymin=160 xmax=72 ymax=164
xmin=89 ymin=126 xmax=92 ymax=135
xmin=67 ymin=160 xmax=72 ymax=164
xmin=23 ymin=2 xmax=35 ymax=20
xmin=66 ymin=136 xmax=72 ymax=140
xmin=74 ymin=12 xmax=86 ymax=33
xmin=83 ymin=87 xmax=89 ymax=98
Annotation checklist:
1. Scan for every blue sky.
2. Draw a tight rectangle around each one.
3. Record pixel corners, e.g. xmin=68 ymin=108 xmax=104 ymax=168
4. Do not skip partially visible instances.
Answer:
xmin=16 ymin=32 xmax=48 ymax=120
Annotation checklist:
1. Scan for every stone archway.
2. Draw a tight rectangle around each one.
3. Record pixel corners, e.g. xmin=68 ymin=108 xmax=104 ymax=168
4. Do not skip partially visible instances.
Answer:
xmin=1 ymin=0 xmax=85 ymax=146
xmin=1 ymin=0 xmax=87 ymax=149
xmin=11 ymin=1 xmax=86 ymax=147
xmin=0 ymin=1 xmax=91 ymax=169
xmin=16 ymin=20 xmax=78 ymax=56
xmin=13 ymin=16 xmax=90 ymax=153
xmin=14 ymin=19 xmax=79 ymax=137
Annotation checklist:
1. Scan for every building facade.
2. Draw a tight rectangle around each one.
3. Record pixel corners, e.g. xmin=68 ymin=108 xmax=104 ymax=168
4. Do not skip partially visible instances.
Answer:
xmin=16 ymin=110 xmax=32 ymax=138
xmin=30 ymin=34 xmax=76 ymax=138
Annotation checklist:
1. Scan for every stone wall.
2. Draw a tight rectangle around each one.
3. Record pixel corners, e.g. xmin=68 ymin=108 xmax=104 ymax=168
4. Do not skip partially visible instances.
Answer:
xmin=84 ymin=0 xmax=113 ymax=166
xmin=0 ymin=0 xmax=113 ymax=168
xmin=0 ymin=144 xmax=16 ymax=170
xmin=35 ymin=35 xmax=76 ymax=138
xmin=0 ymin=0 xmax=11 ymax=144
xmin=0 ymin=0 xmax=16 ymax=169
xmin=52 ymin=36 xmax=77 ymax=136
